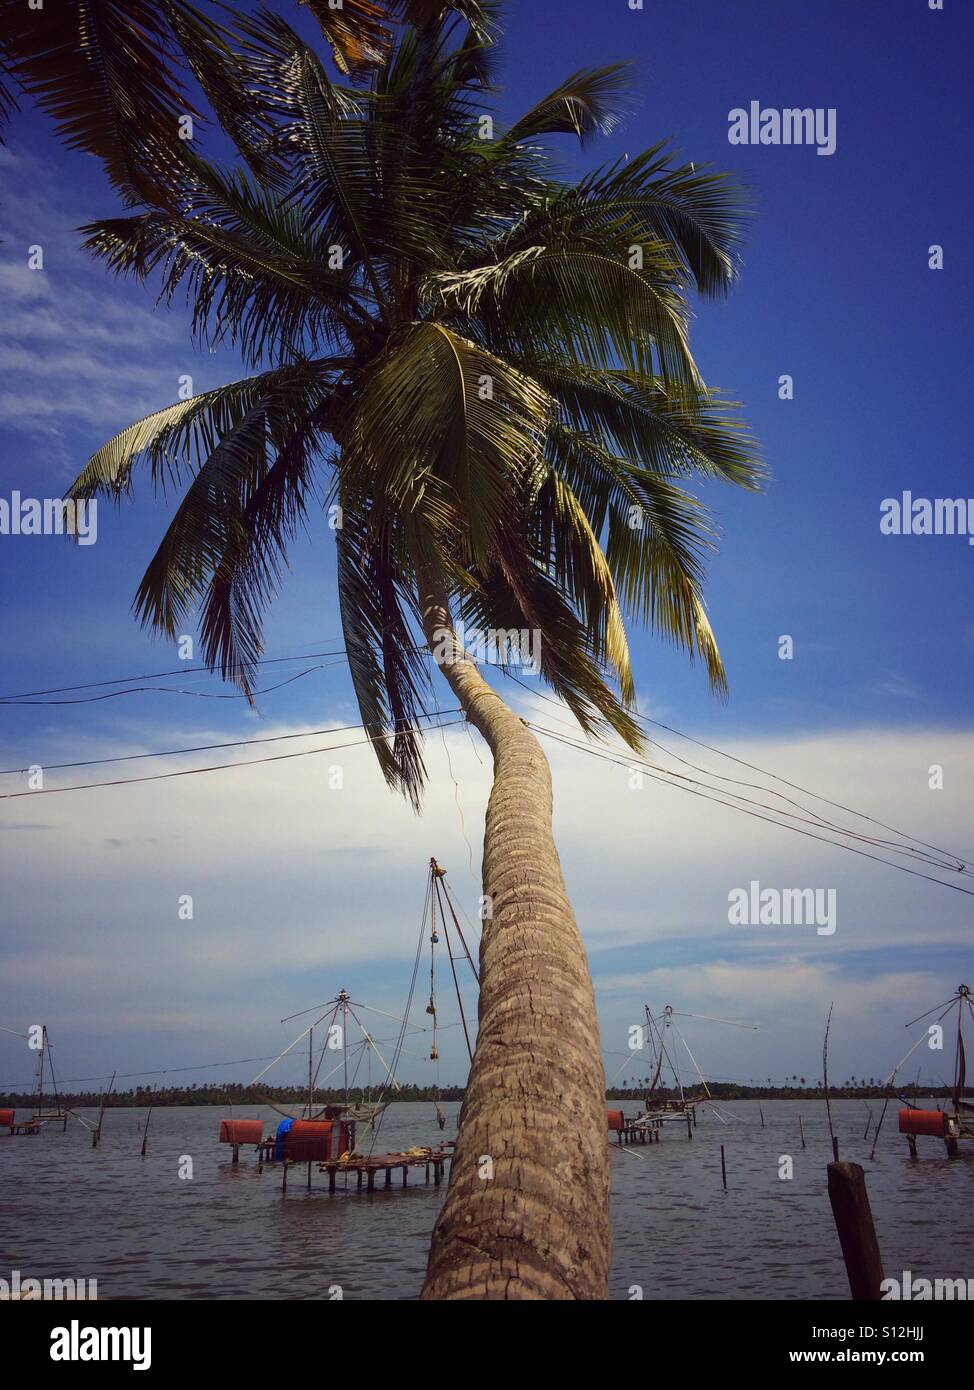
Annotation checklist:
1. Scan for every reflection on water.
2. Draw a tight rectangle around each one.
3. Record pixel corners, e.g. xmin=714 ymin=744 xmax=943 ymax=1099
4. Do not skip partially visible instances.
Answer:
xmin=1 ymin=1100 xmax=970 ymax=1299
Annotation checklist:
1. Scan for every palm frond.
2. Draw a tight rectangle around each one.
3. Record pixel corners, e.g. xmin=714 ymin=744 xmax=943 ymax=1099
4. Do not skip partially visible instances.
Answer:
xmin=165 ymin=1 xmax=288 ymax=192
xmin=493 ymin=143 xmax=751 ymax=298
xmin=340 ymin=322 xmax=552 ymax=565
xmin=526 ymin=360 xmax=763 ymax=488
xmin=81 ymin=192 xmax=372 ymax=363
xmin=0 ymin=0 xmax=192 ymax=205
xmin=0 ymin=58 xmax=19 ymax=136
xmin=435 ymin=245 xmax=702 ymax=390
xmin=548 ymin=423 xmax=729 ymax=695
xmin=461 ymin=541 xmax=643 ymax=747
xmin=68 ymin=363 xmax=344 ymax=500
xmin=301 ymin=0 xmax=392 ymax=76
xmin=502 ymin=64 xmax=632 ymax=146
xmin=336 ymin=508 xmax=431 ymax=807
xmin=390 ymin=0 xmax=499 ymax=36
xmin=537 ymin=471 xmax=634 ymax=704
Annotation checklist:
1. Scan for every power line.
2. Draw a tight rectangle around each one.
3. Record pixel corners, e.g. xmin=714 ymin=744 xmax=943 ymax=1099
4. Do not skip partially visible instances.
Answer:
xmin=502 ymin=667 xmax=972 ymax=875
xmin=0 ymin=638 xmax=510 ymax=707
xmin=0 ymin=645 xmax=348 ymax=701
xmin=508 ymin=684 xmax=971 ymax=876
xmin=5 ymin=640 xmax=967 ymax=880
xmin=0 ymin=661 xmax=345 ymax=706
xmin=0 ymin=718 xmax=465 ymax=800
xmin=528 ymin=721 xmax=974 ymax=899
xmin=0 ymin=709 xmax=462 ymax=777
xmin=531 ymin=703 xmax=971 ymax=876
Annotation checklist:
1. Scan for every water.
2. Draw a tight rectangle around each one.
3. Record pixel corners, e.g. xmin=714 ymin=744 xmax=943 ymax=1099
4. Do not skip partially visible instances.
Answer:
xmin=1 ymin=1100 xmax=970 ymax=1299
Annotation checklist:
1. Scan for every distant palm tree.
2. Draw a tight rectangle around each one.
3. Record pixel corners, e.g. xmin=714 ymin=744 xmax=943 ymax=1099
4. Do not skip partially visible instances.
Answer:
xmin=3 ymin=2 xmax=759 ymax=1298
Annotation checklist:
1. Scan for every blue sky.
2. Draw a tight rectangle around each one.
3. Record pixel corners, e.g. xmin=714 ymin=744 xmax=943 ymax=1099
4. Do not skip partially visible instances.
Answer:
xmin=0 ymin=0 xmax=971 ymax=1097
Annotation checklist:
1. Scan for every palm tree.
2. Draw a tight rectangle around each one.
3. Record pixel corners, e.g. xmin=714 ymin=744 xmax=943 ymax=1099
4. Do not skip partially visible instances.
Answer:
xmin=5 ymin=3 xmax=760 ymax=1298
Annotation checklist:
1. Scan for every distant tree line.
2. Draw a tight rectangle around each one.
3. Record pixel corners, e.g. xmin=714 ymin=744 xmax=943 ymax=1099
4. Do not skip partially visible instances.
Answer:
xmin=606 ymin=1082 xmax=954 ymax=1101
xmin=0 ymin=1082 xmax=467 ymax=1109
xmin=1 ymin=1079 xmax=954 ymax=1108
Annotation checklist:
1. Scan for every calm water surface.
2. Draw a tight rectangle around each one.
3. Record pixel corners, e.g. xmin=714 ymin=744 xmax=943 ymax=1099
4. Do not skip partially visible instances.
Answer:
xmin=1 ymin=1100 xmax=970 ymax=1299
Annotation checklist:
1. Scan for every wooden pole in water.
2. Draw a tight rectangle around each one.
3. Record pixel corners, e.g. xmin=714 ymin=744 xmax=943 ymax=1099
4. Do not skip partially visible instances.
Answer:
xmin=307 ymin=1023 xmax=314 ymax=1191
xmin=34 ymin=1025 xmax=46 ymax=1122
xmin=799 ymin=1114 xmax=806 ymax=1149
xmin=720 ymin=1143 xmax=727 ymax=1190
xmin=308 ymin=1025 xmax=314 ymax=1120
xmin=140 ymin=1102 xmax=153 ymax=1157
xmin=92 ymin=1071 xmax=115 ymax=1149
xmin=759 ymin=1105 xmax=765 ymax=1128
xmin=827 ymin=1161 xmax=884 ymax=1300
xmin=823 ymin=1004 xmax=837 ymax=1162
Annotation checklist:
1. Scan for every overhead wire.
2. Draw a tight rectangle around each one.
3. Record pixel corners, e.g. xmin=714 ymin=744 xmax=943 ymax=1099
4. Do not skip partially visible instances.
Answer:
xmin=0 ymin=709 xmax=462 ymax=777
xmin=501 ymin=667 xmax=972 ymax=872
xmin=0 ymin=718 xmax=466 ymax=800
xmin=527 ymin=720 xmax=974 ymax=899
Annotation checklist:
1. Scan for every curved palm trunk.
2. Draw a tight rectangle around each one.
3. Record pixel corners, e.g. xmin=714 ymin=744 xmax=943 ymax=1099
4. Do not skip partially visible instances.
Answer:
xmin=418 ymin=573 xmax=610 ymax=1301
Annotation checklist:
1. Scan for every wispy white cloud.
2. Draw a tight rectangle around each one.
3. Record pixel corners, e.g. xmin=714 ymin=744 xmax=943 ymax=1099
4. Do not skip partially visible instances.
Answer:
xmin=868 ymin=669 xmax=924 ymax=702
xmin=0 ymin=143 xmax=233 ymax=464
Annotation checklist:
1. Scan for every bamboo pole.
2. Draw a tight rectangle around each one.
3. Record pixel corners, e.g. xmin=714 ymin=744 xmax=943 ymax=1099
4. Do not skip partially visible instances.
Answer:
xmin=92 ymin=1071 xmax=115 ymax=1149
xmin=140 ymin=1102 xmax=153 ymax=1157
xmin=435 ymin=876 xmax=474 ymax=1064
xmin=823 ymin=1004 xmax=837 ymax=1160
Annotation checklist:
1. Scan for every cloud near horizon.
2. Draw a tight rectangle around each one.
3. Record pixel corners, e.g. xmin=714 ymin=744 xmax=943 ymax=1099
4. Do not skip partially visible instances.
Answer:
xmin=0 ymin=703 xmax=969 ymax=1092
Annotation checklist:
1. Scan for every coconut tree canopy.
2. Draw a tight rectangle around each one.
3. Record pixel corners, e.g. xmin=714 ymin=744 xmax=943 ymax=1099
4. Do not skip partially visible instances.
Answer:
xmin=5 ymin=2 xmax=760 ymax=807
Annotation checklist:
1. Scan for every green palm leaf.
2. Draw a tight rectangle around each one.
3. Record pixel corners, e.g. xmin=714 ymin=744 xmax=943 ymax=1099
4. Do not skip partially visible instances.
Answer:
xmin=502 ymin=64 xmax=632 ymax=146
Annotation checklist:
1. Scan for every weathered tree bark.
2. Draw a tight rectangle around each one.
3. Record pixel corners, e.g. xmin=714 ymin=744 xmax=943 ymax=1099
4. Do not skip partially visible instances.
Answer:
xmin=417 ymin=568 xmax=610 ymax=1300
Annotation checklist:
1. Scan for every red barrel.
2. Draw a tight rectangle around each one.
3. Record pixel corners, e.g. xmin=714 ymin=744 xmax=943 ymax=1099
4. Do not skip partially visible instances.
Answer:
xmin=219 ymin=1118 xmax=263 ymax=1146
xmin=898 ymin=1107 xmax=946 ymax=1137
xmin=606 ymin=1109 xmax=624 ymax=1133
xmin=284 ymin=1120 xmax=334 ymax=1161
xmin=0 ymin=1109 xmax=14 ymax=1128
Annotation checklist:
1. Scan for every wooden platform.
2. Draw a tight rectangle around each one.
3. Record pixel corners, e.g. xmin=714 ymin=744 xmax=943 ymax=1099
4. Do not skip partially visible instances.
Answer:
xmin=616 ymin=1118 xmax=663 ymax=1144
xmin=319 ymin=1148 xmax=451 ymax=1192
xmin=276 ymin=1144 xmax=454 ymax=1193
xmin=7 ymin=1121 xmax=40 ymax=1136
